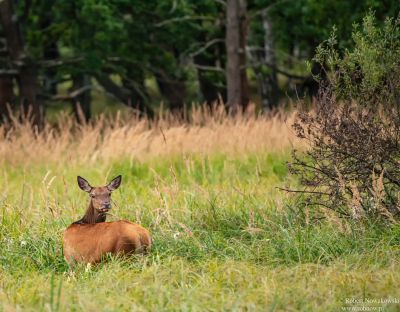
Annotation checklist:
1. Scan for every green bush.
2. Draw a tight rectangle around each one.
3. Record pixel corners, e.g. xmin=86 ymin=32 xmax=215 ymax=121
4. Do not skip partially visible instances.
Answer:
xmin=291 ymin=13 xmax=400 ymax=222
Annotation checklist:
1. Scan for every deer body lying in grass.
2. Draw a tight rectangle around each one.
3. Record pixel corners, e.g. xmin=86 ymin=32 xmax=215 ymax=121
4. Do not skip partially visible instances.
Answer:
xmin=63 ymin=175 xmax=151 ymax=265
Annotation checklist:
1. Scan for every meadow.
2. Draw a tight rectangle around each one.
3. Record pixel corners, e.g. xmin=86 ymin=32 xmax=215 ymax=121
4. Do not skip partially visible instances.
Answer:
xmin=0 ymin=107 xmax=399 ymax=311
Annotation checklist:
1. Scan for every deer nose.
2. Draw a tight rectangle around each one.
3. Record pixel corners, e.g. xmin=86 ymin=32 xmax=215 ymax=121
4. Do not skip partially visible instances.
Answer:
xmin=103 ymin=203 xmax=111 ymax=209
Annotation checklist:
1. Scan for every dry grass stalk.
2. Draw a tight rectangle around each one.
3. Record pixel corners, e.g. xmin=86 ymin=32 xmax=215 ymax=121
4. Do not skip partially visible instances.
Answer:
xmin=334 ymin=166 xmax=346 ymax=197
xmin=349 ymin=183 xmax=364 ymax=220
xmin=0 ymin=104 xmax=302 ymax=166
xmin=370 ymin=170 xmax=396 ymax=223
xmin=396 ymin=193 xmax=400 ymax=214
xmin=371 ymin=170 xmax=385 ymax=206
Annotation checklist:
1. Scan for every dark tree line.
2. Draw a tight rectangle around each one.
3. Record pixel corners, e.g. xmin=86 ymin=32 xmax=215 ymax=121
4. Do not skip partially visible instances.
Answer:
xmin=0 ymin=0 xmax=398 ymax=126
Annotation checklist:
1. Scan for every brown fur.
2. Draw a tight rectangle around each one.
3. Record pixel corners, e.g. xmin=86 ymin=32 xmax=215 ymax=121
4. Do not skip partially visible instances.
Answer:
xmin=63 ymin=220 xmax=151 ymax=264
xmin=63 ymin=176 xmax=151 ymax=265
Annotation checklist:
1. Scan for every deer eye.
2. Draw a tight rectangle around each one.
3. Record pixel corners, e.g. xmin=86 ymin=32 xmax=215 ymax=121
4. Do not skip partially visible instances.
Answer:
xmin=90 ymin=194 xmax=95 ymax=198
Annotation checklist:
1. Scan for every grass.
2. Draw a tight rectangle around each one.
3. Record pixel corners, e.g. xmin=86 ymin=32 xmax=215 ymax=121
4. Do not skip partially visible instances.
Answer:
xmin=0 ymin=108 xmax=399 ymax=311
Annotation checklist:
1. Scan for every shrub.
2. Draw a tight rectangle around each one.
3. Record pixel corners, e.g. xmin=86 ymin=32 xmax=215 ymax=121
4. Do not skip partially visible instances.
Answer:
xmin=290 ymin=13 xmax=400 ymax=222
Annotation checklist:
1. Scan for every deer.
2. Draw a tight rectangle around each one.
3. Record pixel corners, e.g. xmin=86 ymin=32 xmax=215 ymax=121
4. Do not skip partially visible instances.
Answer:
xmin=63 ymin=175 xmax=151 ymax=265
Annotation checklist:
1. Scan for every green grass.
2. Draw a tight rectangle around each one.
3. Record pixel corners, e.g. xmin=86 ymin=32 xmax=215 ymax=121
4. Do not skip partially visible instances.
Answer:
xmin=1 ymin=152 xmax=400 ymax=311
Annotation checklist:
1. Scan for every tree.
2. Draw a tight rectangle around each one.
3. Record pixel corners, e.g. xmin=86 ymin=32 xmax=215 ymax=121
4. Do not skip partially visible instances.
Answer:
xmin=0 ymin=0 xmax=43 ymax=126
xmin=0 ymin=73 xmax=14 ymax=119
xmin=226 ymin=0 xmax=249 ymax=113
xmin=0 ymin=0 xmax=398 ymax=124
xmin=248 ymin=7 xmax=278 ymax=109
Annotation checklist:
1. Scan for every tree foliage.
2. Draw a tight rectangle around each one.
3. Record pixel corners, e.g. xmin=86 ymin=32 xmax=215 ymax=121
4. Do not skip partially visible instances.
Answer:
xmin=0 ymin=0 xmax=399 ymax=124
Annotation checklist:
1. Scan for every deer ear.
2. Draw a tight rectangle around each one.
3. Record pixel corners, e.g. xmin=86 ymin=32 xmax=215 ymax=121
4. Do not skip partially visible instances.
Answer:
xmin=107 ymin=175 xmax=122 ymax=191
xmin=77 ymin=176 xmax=92 ymax=192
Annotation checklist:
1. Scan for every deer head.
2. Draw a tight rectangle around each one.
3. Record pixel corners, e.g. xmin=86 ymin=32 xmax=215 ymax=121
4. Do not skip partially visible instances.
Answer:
xmin=76 ymin=175 xmax=122 ymax=224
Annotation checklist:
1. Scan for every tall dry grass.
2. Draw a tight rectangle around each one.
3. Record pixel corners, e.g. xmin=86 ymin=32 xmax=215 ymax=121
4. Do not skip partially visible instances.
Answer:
xmin=0 ymin=104 xmax=302 ymax=166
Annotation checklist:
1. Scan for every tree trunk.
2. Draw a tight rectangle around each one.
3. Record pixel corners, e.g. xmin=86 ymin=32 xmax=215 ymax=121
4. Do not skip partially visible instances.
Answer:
xmin=0 ymin=0 xmax=43 ymax=127
xmin=238 ymin=0 xmax=249 ymax=109
xmin=72 ymin=74 xmax=91 ymax=122
xmin=18 ymin=65 xmax=42 ymax=125
xmin=260 ymin=11 xmax=278 ymax=110
xmin=0 ymin=74 xmax=14 ymax=119
xmin=39 ymin=4 xmax=59 ymax=97
xmin=155 ymin=71 xmax=187 ymax=112
xmin=226 ymin=0 xmax=249 ymax=113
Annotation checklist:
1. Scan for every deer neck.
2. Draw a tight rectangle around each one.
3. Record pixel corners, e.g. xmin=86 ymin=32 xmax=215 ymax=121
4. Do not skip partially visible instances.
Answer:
xmin=74 ymin=201 xmax=107 ymax=224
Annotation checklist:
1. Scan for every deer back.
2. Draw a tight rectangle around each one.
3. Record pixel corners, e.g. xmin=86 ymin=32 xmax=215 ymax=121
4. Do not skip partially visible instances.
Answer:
xmin=63 ymin=220 xmax=151 ymax=264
